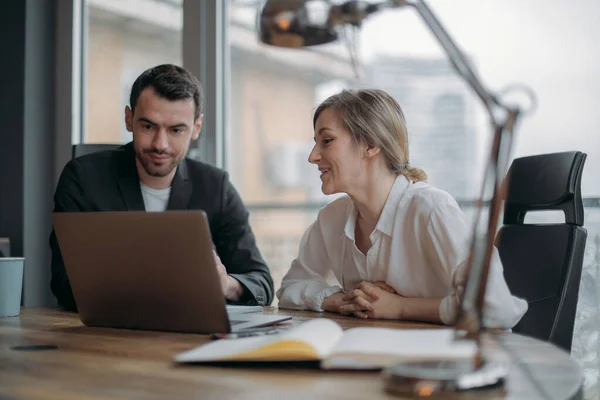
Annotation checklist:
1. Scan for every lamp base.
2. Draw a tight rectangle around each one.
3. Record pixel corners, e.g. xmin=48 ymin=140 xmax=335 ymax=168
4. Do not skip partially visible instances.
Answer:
xmin=382 ymin=359 xmax=507 ymax=398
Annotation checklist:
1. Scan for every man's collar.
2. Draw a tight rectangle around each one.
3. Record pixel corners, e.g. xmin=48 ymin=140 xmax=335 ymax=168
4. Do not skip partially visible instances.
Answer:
xmin=166 ymin=159 xmax=192 ymax=210
xmin=118 ymin=142 xmax=145 ymax=211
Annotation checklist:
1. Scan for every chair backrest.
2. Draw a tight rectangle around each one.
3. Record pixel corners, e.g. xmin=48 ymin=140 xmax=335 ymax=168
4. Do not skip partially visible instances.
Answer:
xmin=495 ymin=151 xmax=587 ymax=352
xmin=72 ymin=144 xmax=122 ymax=159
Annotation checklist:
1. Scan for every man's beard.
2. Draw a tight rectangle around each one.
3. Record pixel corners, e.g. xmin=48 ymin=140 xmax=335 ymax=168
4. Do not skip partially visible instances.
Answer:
xmin=135 ymin=148 xmax=182 ymax=177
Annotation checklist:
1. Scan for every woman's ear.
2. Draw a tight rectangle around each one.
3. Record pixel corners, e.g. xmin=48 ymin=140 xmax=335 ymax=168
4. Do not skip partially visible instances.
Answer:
xmin=365 ymin=144 xmax=381 ymax=158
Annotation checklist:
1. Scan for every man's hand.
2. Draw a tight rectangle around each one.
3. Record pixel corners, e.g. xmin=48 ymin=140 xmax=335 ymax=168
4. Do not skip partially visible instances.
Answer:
xmin=213 ymin=251 xmax=244 ymax=301
xmin=339 ymin=281 xmax=404 ymax=320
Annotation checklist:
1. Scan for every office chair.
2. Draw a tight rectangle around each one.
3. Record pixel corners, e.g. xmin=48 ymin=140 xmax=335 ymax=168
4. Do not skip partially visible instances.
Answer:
xmin=495 ymin=151 xmax=587 ymax=352
xmin=72 ymin=143 xmax=122 ymax=159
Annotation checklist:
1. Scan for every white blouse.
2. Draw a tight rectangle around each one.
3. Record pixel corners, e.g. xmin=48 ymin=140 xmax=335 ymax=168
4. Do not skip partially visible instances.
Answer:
xmin=277 ymin=176 xmax=528 ymax=329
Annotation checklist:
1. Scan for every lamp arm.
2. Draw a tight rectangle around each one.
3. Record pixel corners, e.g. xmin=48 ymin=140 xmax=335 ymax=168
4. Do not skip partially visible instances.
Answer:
xmin=455 ymin=113 xmax=518 ymax=339
xmin=394 ymin=0 xmax=523 ymax=337
xmin=401 ymin=0 xmax=507 ymax=124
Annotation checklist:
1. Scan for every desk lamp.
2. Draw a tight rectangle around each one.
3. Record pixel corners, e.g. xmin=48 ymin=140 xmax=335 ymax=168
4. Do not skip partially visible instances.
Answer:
xmin=258 ymin=0 xmax=536 ymax=396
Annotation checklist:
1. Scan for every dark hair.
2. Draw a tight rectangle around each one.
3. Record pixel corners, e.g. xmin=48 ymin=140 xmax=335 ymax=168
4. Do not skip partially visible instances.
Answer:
xmin=129 ymin=64 xmax=204 ymax=120
xmin=313 ymin=88 xmax=427 ymax=182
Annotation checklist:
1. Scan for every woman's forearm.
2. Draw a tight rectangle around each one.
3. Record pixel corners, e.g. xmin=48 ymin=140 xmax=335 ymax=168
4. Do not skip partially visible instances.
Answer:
xmin=398 ymin=296 xmax=444 ymax=324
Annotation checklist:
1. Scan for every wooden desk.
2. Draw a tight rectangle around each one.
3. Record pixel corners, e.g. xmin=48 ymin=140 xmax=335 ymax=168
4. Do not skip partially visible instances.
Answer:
xmin=0 ymin=308 xmax=583 ymax=399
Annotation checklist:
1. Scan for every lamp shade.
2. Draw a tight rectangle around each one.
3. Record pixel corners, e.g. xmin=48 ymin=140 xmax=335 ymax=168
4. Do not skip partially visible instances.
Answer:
xmin=259 ymin=0 xmax=339 ymax=47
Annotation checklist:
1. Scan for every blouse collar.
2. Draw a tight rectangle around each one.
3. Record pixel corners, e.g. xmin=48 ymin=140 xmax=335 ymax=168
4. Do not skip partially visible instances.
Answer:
xmin=343 ymin=175 xmax=411 ymax=240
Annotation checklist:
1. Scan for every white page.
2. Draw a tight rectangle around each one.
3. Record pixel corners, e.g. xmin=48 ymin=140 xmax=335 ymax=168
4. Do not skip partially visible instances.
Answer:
xmin=324 ymin=328 xmax=477 ymax=369
xmin=175 ymin=335 xmax=276 ymax=362
xmin=175 ymin=319 xmax=344 ymax=363
xmin=277 ymin=318 xmax=343 ymax=357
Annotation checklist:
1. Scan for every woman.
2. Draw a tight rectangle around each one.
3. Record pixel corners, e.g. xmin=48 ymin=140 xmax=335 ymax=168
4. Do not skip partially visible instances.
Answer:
xmin=276 ymin=89 xmax=527 ymax=329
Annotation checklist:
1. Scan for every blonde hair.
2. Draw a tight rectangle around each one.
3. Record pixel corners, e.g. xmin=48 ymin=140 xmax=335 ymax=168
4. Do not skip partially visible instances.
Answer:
xmin=313 ymin=89 xmax=427 ymax=182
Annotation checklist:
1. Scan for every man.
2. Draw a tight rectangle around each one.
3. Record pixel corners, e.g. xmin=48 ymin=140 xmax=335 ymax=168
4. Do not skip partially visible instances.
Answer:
xmin=50 ymin=64 xmax=274 ymax=311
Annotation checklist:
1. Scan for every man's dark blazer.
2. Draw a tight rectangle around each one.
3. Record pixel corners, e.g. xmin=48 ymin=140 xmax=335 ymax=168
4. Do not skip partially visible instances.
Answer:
xmin=50 ymin=142 xmax=274 ymax=311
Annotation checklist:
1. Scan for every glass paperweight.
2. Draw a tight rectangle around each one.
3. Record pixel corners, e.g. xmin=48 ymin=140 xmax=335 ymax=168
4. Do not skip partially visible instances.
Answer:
xmin=382 ymin=359 xmax=508 ymax=397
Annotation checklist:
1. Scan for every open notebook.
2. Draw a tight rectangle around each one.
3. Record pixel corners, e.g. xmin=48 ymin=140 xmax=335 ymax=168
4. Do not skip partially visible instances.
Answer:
xmin=174 ymin=319 xmax=477 ymax=370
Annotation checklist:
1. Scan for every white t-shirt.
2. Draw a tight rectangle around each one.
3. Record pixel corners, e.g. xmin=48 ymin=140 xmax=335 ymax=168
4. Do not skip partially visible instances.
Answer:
xmin=276 ymin=175 xmax=528 ymax=329
xmin=140 ymin=182 xmax=171 ymax=212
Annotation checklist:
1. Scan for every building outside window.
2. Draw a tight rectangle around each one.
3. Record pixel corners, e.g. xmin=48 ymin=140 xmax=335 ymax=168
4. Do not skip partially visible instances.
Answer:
xmin=85 ymin=0 xmax=183 ymax=144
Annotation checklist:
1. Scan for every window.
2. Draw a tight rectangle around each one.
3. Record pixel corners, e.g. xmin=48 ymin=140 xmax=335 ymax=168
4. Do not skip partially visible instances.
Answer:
xmin=227 ymin=2 xmax=353 ymax=291
xmin=84 ymin=0 xmax=183 ymax=144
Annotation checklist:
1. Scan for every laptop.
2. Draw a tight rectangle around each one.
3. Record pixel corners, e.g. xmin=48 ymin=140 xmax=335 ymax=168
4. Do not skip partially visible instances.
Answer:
xmin=52 ymin=210 xmax=291 ymax=334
